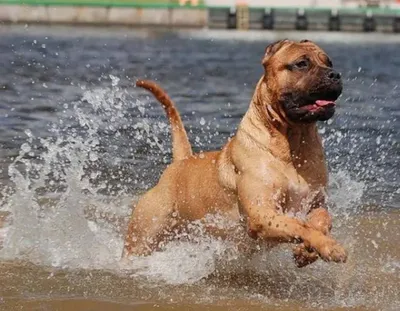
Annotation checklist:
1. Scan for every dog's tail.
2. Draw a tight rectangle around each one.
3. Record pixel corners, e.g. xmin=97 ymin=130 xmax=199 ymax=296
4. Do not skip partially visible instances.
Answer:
xmin=136 ymin=80 xmax=193 ymax=161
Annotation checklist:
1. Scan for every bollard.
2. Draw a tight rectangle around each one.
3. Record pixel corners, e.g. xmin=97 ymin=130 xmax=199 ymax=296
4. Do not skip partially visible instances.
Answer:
xmin=295 ymin=9 xmax=308 ymax=31
xmin=262 ymin=8 xmax=274 ymax=30
xmin=363 ymin=11 xmax=376 ymax=32
xmin=393 ymin=16 xmax=400 ymax=33
xmin=236 ymin=4 xmax=249 ymax=30
xmin=227 ymin=7 xmax=237 ymax=29
xmin=328 ymin=9 xmax=341 ymax=31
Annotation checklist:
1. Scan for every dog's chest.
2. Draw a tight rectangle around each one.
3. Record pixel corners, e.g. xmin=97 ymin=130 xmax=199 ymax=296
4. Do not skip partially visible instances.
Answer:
xmin=283 ymin=177 xmax=317 ymax=215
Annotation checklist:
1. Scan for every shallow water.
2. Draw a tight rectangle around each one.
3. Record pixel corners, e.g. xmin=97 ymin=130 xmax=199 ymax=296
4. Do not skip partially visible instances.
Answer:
xmin=0 ymin=26 xmax=399 ymax=310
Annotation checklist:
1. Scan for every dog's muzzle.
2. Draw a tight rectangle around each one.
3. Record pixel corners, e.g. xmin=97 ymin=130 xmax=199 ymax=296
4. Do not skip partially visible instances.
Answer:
xmin=282 ymin=69 xmax=343 ymax=123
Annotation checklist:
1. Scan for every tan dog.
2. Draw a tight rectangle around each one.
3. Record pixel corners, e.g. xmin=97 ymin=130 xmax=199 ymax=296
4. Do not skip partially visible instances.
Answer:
xmin=123 ymin=39 xmax=347 ymax=267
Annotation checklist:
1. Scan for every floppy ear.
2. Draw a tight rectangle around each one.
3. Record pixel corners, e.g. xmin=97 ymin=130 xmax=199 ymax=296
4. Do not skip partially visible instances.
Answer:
xmin=262 ymin=39 xmax=290 ymax=66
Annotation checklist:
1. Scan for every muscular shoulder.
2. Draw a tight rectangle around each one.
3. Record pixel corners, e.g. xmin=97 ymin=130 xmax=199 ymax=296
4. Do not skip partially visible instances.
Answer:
xmin=217 ymin=138 xmax=286 ymax=192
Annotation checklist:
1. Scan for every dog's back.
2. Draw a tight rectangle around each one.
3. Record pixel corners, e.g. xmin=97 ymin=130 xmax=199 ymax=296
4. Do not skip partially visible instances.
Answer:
xmin=164 ymin=151 xmax=238 ymax=221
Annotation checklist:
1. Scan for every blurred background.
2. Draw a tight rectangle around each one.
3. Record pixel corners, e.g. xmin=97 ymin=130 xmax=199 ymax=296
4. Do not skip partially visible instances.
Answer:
xmin=1 ymin=0 xmax=400 ymax=32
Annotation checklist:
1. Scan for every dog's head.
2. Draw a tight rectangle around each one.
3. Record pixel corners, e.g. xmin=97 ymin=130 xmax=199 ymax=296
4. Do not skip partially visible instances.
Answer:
xmin=261 ymin=39 xmax=342 ymax=123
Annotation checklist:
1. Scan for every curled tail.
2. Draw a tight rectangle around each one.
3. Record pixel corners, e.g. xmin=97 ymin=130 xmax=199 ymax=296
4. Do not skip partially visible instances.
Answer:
xmin=136 ymin=80 xmax=193 ymax=161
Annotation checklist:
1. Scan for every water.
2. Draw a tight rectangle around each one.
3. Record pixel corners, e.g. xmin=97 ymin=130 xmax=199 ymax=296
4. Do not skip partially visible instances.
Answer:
xmin=0 ymin=26 xmax=399 ymax=310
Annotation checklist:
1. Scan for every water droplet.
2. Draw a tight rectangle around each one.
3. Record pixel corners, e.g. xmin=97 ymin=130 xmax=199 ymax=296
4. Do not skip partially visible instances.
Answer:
xmin=21 ymin=143 xmax=31 ymax=153
xmin=89 ymin=152 xmax=98 ymax=162
xmin=24 ymin=129 xmax=33 ymax=137
xmin=109 ymin=75 xmax=120 ymax=87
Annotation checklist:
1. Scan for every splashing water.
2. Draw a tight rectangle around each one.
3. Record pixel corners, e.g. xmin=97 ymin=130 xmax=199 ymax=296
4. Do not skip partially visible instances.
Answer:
xmin=0 ymin=76 xmax=367 ymax=271
xmin=0 ymin=76 xmax=136 ymax=268
xmin=0 ymin=76 xmax=242 ymax=281
xmin=0 ymin=76 xmax=398 ymax=310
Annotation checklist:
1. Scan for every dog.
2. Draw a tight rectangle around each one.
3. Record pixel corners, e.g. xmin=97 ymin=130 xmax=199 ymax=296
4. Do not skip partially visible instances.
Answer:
xmin=123 ymin=39 xmax=347 ymax=267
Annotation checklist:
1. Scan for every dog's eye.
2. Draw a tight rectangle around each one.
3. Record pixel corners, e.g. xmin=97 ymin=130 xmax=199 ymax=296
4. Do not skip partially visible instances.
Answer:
xmin=295 ymin=60 xmax=308 ymax=69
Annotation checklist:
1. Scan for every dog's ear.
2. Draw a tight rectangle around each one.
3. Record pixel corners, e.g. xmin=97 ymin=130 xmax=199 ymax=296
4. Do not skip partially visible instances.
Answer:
xmin=262 ymin=39 xmax=290 ymax=66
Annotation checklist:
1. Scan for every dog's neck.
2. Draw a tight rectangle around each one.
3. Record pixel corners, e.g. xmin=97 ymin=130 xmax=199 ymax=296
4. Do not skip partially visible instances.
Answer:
xmin=237 ymin=78 xmax=328 ymax=186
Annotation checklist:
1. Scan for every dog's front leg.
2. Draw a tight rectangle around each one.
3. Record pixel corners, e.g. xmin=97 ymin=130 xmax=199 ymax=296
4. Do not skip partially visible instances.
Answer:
xmin=293 ymin=207 xmax=332 ymax=267
xmin=306 ymin=191 xmax=332 ymax=235
xmin=237 ymin=174 xmax=347 ymax=263
xmin=293 ymin=196 xmax=333 ymax=267
xmin=306 ymin=207 xmax=332 ymax=235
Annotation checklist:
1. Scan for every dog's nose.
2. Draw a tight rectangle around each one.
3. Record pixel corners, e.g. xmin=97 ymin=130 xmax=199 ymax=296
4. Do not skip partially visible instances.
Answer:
xmin=327 ymin=70 xmax=341 ymax=81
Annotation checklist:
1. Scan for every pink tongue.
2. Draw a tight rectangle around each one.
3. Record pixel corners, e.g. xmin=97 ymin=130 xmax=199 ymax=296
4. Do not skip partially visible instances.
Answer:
xmin=315 ymin=100 xmax=335 ymax=107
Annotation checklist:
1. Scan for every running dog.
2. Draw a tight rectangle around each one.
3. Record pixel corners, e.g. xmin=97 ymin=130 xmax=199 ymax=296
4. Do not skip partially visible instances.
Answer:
xmin=123 ymin=39 xmax=347 ymax=267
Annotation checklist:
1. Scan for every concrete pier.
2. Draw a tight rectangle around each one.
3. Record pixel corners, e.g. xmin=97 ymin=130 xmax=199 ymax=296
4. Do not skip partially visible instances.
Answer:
xmin=0 ymin=4 xmax=208 ymax=27
xmin=0 ymin=1 xmax=400 ymax=32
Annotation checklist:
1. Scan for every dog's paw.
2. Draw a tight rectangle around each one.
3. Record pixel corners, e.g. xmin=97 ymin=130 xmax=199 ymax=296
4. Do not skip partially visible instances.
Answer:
xmin=316 ymin=239 xmax=347 ymax=263
xmin=293 ymin=244 xmax=319 ymax=268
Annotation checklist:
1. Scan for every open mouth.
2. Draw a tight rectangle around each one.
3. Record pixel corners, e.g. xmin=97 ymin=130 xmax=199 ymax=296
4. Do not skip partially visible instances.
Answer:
xmin=300 ymin=100 xmax=336 ymax=112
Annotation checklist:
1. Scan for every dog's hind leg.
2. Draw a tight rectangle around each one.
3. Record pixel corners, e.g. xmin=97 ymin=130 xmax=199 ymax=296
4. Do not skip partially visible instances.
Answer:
xmin=122 ymin=186 xmax=177 ymax=258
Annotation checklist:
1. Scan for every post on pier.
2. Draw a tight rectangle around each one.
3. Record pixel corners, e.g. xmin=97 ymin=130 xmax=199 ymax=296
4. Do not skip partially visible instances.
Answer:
xmin=295 ymin=8 xmax=308 ymax=31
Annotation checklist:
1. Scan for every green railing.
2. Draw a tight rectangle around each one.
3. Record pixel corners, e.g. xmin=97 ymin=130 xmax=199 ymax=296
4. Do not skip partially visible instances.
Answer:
xmin=248 ymin=6 xmax=400 ymax=14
